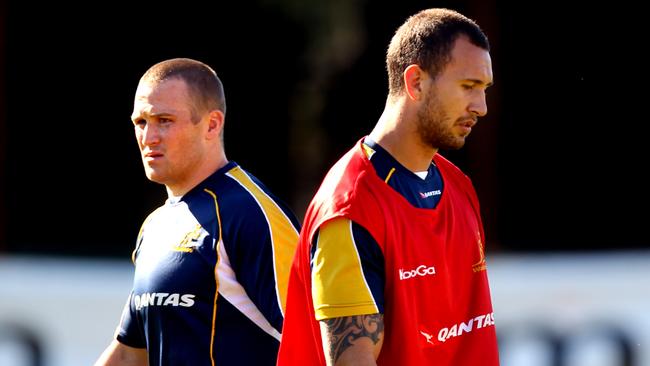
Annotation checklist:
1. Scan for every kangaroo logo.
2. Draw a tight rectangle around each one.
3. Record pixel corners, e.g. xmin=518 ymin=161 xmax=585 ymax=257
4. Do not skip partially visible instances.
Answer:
xmin=420 ymin=330 xmax=435 ymax=345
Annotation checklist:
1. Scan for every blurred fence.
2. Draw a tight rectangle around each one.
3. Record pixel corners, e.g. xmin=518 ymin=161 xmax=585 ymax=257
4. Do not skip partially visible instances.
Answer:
xmin=0 ymin=256 xmax=131 ymax=366
xmin=490 ymin=251 xmax=649 ymax=366
xmin=1 ymin=251 xmax=648 ymax=366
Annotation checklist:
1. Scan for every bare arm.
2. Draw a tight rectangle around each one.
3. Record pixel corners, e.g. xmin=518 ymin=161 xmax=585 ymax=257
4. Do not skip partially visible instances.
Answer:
xmin=94 ymin=339 xmax=148 ymax=366
xmin=319 ymin=313 xmax=384 ymax=366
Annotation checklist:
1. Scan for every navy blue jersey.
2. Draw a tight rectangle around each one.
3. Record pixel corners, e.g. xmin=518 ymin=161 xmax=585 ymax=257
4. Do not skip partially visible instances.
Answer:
xmin=117 ymin=161 xmax=300 ymax=366
xmin=363 ymin=137 xmax=444 ymax=210
xmin=310 ymin=138 xmax=444 ymax=319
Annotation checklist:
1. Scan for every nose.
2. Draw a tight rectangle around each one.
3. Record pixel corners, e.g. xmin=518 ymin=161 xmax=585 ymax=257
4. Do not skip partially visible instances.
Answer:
xmin=469 ymin=90 xmax=488 ymax=117
xmin=139 ymin=122 xmax=161 ymax=146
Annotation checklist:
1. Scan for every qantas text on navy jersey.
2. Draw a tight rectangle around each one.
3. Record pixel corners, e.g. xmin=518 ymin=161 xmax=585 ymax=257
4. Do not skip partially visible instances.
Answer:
xmin=419 ymin=190 xmax=442 ymax=199
xmin=133 ymin=292 xmax=195 ymax=310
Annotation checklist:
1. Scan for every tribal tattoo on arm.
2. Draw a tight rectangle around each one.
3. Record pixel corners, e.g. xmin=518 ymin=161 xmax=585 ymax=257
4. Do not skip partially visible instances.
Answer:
xmin=322 ymin=313 xmax=384 ymax=364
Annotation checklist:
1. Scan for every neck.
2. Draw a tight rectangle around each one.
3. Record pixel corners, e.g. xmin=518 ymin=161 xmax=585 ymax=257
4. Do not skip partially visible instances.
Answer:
xmin=165 ymin=150 xmax=228 ymax=197
xmin=368 ymin=98 xmax=437 ymax=172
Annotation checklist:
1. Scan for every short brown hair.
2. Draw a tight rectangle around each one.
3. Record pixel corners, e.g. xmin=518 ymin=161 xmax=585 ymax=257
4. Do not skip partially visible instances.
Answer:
xmin=386 ymin=8 xmax=489 ymax=97
xmin=140 ymin=58 xmax=226 ymax=123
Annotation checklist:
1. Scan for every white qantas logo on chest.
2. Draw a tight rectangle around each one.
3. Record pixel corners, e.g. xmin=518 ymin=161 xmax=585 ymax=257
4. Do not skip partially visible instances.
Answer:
xmin=133 ymin=292 xmax=195 ymax=310
xmin=419 ymin=190 xmax=441 ymax=199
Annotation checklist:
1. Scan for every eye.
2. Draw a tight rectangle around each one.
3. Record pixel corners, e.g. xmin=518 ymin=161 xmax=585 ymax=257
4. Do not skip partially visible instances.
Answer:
xmin=134 ymin=119 xmax=146 ymax=127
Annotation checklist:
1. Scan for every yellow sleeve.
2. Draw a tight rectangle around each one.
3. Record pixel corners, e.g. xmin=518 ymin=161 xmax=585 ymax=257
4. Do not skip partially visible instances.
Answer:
xmin=311 ymin=218 xmax=379 ymax=320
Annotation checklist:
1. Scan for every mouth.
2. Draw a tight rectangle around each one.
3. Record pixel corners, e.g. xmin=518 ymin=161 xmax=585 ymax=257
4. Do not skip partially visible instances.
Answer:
xmin=143 ymin=151 xmax=163 ymax=161
xmin=459 ymin=118 xmax=477 ymax=128
xmin=457 ymin=119 xmax=477 ymax=135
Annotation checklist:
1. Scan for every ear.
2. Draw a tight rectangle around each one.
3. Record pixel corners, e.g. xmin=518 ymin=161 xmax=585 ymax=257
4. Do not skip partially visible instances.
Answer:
xmin=206 ymin=110 xmax=225 ymax=140
xmin=403 ymin=64 xmax=427 ymax=101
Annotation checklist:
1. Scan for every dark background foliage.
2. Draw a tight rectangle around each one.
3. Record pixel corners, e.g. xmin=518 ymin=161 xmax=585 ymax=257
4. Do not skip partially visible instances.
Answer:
xmin=1 ymin=0 xmax=647 ymax=257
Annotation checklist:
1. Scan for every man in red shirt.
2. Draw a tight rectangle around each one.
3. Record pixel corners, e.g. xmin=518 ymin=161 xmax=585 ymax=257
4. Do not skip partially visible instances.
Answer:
xmin=278 ymin=8 xmax=499 ymax=365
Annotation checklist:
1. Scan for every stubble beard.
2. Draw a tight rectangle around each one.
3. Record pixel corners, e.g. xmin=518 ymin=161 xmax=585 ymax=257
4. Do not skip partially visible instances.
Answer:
xmin=416 ymin=91 xmax=466 ymax=151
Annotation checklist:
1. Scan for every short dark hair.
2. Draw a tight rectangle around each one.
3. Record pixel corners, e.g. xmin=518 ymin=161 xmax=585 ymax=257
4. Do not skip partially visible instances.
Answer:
xmin=386 ymin=8 xmax=489 ymax=97
xmin=140 ymin=58 xmax=226 ymax=123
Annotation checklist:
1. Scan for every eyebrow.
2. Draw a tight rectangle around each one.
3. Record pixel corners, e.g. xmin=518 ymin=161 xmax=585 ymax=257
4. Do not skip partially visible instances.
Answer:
xmin=131 ymin=111 xmax=175 ymax=122
xmin=465 ymin=78 xmax=494 ymax=88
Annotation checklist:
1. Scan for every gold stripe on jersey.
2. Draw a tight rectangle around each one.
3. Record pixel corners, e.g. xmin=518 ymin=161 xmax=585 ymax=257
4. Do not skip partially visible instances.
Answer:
xmin=384 ymin=167 xmax=396 ymax=183
xmin=226 ymin=166 xmax=299 ymax=314
xmin=362 ymin=142 xmax=376 ymax=159
xmin=312 ymin=218 xmax=378 ymax=320
xmin=203 ymin=188 xmax=222 ymax=366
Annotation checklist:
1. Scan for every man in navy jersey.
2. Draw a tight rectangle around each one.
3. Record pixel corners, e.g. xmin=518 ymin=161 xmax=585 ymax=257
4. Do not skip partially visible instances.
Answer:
xmin=278 ymin=8 xmax=499 ymax=365
xmin=95 ymin=58 xmax=300 ymax=366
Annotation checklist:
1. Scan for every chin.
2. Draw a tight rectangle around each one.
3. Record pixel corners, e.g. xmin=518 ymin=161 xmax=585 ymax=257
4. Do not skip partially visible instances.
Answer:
xmin=144 ymin=170 xmax=165 ymax=184
xmin=440 ymin=140 xmax=465 ymax=151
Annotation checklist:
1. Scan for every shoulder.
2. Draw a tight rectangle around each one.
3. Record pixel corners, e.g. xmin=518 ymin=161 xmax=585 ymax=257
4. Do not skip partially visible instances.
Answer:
xmin=314 ymin=141 xmax=377 ymax=206
xmin=305 ymin=142 xmax=385 ymax=240
xmin=203 ymin=164 xmax=299 ymax=232
xmin=189 ymin=165 xmax=264 ymax=211
xmin=142 ymin=205 xmax=166 ymax=223
xmin=138 ymin=205 xmax=169 ymax=235
xmin=224 ymin=166 xmax=296 ymax=219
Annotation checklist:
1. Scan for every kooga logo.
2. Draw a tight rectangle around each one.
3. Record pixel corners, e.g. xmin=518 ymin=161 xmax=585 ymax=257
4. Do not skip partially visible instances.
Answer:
xmin=399 ymin=264 xmax=436 ymax=280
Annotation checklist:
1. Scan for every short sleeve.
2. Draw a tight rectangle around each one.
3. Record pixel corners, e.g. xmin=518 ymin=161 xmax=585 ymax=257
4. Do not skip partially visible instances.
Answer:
xmin=115 ymin=292 xmax=146 ymax=348
xmin=311 ymin=218 xmax=385 ymax=320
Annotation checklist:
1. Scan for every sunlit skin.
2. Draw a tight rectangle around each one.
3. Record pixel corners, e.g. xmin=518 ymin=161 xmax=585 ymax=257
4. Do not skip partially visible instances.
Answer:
xmin=131 ymin=78 xmax=226 ymax=197
xmin=94 ymin=340 xmax=147 ymax=366
xmin=370 ymin=35 xmax=493 ymax=173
